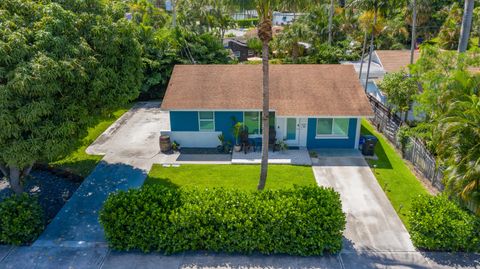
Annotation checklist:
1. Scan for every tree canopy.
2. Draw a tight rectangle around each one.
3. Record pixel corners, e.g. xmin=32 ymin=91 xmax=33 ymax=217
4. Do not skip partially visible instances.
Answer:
xmin=0 ymin=0 xmax=143 ymax=192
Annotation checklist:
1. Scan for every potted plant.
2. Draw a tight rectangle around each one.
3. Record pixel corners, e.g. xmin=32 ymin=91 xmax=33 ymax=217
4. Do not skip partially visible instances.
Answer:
xmin=217 ymin=134 xmax=232 ymax=154
xmin=232 ymin=122 xmax=243 ymax=152
xmin=309 ymin=150 xmax=319 ymax=163
xmin=277 ymin=140 xmax=289 ymax=153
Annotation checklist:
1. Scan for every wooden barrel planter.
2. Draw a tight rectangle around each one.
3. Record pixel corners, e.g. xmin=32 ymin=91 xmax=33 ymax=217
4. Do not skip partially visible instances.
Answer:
xmin=159 ymin=135 xmax=172 ymax=153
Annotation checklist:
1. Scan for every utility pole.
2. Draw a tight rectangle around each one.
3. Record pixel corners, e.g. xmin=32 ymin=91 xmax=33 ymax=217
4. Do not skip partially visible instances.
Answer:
xmin=328 ymin=0 xmax=335 ymax=45
xmin=172 ymin=0 xmax=177 ymax=28
xmin=410 ymin=0 xmax=417 ymax=65
xmin=364 ymin=6 xmax=378 ymax=92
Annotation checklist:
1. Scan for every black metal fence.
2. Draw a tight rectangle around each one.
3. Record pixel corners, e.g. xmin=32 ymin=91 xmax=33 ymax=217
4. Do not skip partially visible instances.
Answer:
xmin=367 ymin=95 xmax=445 ymax=191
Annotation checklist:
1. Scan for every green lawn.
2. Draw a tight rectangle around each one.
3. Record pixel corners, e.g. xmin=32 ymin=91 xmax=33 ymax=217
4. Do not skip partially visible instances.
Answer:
xmin=361 ymin=119 xmax=429 ymax=229
xmin=50 ymin=105 xmax=132 ymax=177
xmin=145 ymin=164 xmax=316 ymax=191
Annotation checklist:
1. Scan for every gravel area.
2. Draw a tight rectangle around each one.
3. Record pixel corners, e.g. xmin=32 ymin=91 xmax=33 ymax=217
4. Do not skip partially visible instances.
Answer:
xmin=0 ymin=169 xmax=82 ymax=223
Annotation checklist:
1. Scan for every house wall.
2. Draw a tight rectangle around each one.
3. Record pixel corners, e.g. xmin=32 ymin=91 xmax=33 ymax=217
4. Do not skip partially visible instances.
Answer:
xmin=169 ymin=111 xmax=244 ymax=147
xmin=169 ymin=111 xmax=361 ymax=149
xmin=306 ymin=118 xmax=358 ymax=149
xmin=214 ymin=111 xmax=243 ymax=144
xmin=170 ymin=111 xmax=199 ymax=131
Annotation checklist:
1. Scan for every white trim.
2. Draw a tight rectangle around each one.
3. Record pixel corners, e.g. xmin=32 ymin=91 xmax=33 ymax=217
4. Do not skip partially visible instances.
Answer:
xmin=354 ymin=118 xmax=362 ymax=149
xmin=198 ymin=111 xmax=215 ymax=132
xmin=168 ymin=109 xmax=276 ymax=112
xmin=165 ymin=109 xmax=373 ymax=118
xmin=315 ymin=135 xmax=349 ymax=140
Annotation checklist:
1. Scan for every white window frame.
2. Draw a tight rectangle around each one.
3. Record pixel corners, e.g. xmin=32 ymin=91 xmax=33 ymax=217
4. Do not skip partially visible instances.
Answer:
xmin=315 ymin=118 xmax=349 ymax=139
xmin=198 ymin=111 xmax=215 ymax=132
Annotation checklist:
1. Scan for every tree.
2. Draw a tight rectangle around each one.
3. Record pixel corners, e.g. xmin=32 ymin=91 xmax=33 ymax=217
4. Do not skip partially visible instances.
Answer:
xmin=438 ymin=3 xmax=463 ymax=50
xmin=255 ymin=0 xmax=275 ymax=191
xmin=378 ymin=71 xmax=418 ymax=122
xmin=351 ymin=0 xmax=392 ymax=88
xmin=458 ymin=0 xmax=475 ymax=52
xmin=0 ymin=0 xmax=143 ymax=193
xmin=438 ymin=95 xmax=480 ymax=212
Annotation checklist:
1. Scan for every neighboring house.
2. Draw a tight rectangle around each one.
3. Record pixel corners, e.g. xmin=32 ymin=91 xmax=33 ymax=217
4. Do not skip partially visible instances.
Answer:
xmin=342 ymin=50 xmax=420 ymax=82
xmin=342 ymin=50 xmax=421 ymax=117
xmin=160 ymin=65 xmax=373 ymax=149
xmin=227 ymin=40 xmax=253 ymax=62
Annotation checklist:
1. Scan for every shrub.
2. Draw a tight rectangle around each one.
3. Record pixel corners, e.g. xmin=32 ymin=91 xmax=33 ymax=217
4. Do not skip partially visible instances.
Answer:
xmin=0 ymin=194 xmax=44 ymax=245
xmin=100 ymin=185 xmax=346 ymax=256
xmin=237 ymin=18 xmax=259 ymax=28
xmin=409 ymin=195 xmax=480 ymax=252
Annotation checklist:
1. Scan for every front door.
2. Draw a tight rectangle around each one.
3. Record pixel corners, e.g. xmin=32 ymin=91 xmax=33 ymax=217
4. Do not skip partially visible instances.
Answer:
xmin=285 ymin=118 xmax=299 ymax=146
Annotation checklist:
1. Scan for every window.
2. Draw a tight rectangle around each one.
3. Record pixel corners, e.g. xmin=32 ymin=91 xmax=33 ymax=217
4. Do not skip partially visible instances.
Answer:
xmin=198 ymin=111 xmax=215 ymax=132
xmin=243 ymin=112 xmax=276 ymax=135
xmin=316 ymin=118 xmax=349 ymax=137
xmin=244 ymin=112 xmax=260 ymax=135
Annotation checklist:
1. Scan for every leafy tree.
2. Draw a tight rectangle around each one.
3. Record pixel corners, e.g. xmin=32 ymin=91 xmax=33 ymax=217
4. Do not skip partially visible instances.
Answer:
xmin=0 ymin=0 xmax=143 ymax=193
xmin=378 ymin=71 xmax=418 ymax=121
xmin=438 ymin=3 xmax=462 ymax=50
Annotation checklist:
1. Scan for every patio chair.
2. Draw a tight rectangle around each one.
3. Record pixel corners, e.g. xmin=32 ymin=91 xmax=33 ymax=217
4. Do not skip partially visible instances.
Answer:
xmin=240 ymin=129 xmax=254 ymax=154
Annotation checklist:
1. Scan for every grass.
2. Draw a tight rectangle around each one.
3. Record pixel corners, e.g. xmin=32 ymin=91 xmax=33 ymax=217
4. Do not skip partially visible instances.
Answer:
xmin=50 ymin=105 xmax=132 ymax=177
xmin=361 ymin=119 xmax=429 ymax=230
xmin=145 ymin=164 xmax=316 ymax=191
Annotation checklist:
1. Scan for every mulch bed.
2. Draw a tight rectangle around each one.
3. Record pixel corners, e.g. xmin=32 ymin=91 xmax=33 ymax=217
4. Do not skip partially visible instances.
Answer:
xmin=0 ymin=166 xmax=84 ymax=224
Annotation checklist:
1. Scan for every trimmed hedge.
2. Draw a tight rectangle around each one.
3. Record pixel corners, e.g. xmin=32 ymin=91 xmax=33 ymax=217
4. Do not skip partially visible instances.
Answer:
xmin=100 ymin=185 xmax=346 ymax=256
xmin=237 ymin=18 xmax=259 ymax=28
xmin=0 ymin=194 xmax=44 ymax=245
xmin=409 ymin=195 xmax=480 ymax=252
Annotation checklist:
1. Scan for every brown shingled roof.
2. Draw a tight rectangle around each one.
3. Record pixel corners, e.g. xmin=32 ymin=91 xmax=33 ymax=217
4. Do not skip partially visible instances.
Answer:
xmin=161 ymin=64 xmax=373 ymax=117
xmin=376 ymin=50 xmax=420 ymax=73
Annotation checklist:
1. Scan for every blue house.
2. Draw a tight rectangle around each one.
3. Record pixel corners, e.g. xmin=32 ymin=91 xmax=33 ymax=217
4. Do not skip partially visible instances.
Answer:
xmin=161 ymin=64 xmax=373 ymax=150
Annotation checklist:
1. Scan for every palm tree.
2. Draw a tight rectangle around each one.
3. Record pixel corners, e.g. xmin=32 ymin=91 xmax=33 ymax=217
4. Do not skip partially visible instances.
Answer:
xmin=458 ymin=0 xmax=475 ymax=52
xmin=351 ymin=0 xmax=396 ymax=89
xmin=256 ymin=0 xmax=275 ymax=190
xmin=439 ymin=94 xmax=480 ymax=213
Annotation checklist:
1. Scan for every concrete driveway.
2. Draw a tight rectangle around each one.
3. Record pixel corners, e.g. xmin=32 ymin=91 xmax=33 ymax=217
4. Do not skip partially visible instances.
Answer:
xmin=313 ymin=154 xmax=414 ymax=252
xmin=86 ymin=102 xmax=170 ymax=159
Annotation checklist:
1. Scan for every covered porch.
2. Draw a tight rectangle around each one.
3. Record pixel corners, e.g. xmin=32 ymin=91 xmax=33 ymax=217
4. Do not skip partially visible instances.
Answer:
xmin=232 ymin=148 xmax=312 ymax=165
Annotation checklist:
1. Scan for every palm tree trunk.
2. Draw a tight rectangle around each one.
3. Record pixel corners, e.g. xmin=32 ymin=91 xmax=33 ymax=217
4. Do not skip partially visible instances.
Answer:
xmin=364 ymin=8 xmax=378 ymax=92
xmin=258 ymin=40 xmax=270 ymax=191
xmin=328 ymin=0 xmax=335 ymax=45
xmin=458 ymin=0 xmax=475 ymax=53
xmin=359 ymin=30 xmax=368 ymax=80
xmin=410 ymin=0 xmax=417 ymax=65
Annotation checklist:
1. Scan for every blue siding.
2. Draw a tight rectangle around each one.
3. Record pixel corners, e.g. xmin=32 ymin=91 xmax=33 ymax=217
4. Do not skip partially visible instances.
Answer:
xmin=306 ymin=118 xmax=357 ymax=149
xmin=215 ymin=111 xmax=244 ymax=144
xmin=170 ymin=111 xmax=199 ymax=131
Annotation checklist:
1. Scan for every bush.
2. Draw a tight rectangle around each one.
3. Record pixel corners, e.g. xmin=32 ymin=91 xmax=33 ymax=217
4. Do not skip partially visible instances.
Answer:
xmin=237 ymin=18 xmax=259 ymax=28
xmin=409 ymin=195 xmax=480 ymax=252
xmin=0 ymin=194 xmax=44 ymax=245
xmin=100 ymin=185 xmax=346 ymax=256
